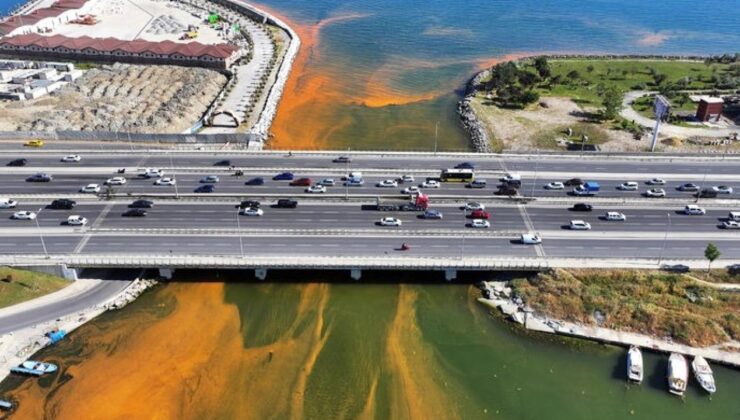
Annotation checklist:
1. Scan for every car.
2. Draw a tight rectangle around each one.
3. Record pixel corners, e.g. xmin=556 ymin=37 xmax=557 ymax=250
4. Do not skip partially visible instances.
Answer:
xmin=214 ymin=159 xmax=231 ymax=166
xmin=23 ymin=139 xmax=44 ymax=147
xmin=469 ymin=209 xmax=491 ymax=219
xmin=0 ymin=198 xmax=18 ymax=209
xmin=12 ymin=211 xmax=36 ymax=220
xmin=604 ymin=211 xmax=626 ymax=221
xmin=468 ymin=179 xmax=487 ymax=189
xmin=661 ymin=264 xmax=690 ymax=273
xmin=195 ymin=185 xmax=215 ymax=193
xmin=155 ymin=177 xmax=176 ymax=186
xmin=420 ymin=180 xmax=440 ymax=188
xmin=422 ymin=209 xmax=443 ymax=219
xmin=66 ymin=215 xmax=87 ymax=226
xmin=545 ymin=182 xmax=564 ymax=190
xmin=306 ymin=185 xmax=326 ymax=193
xmin=721 ymin=220 xmax=740 ymax=229
xmin=468 ymin=219 xmax=490 ymax=228
xmin=122 ymin=209 xmax=147 ymax=217
xmin=377 ymin=179 xmax=398 ymax=188
xmin=379 ymin=217 xmax=402 ymax=227
xmin=728 ymin=264 xmax=740 ymax=275
xmin=564 ymin=178 xmax=584 ymax=187
xmin=239 ymin=200 xmax=261 ymax=209
xmin=495 ymin=186 xmax=519 ymax=196
xmin=569 ymin=220 xmax=591 ymax=230
xmin=695 ymin=189 xmax=718 ymax=199
xmin=455 ymin=162 xmax=475 ymax=169
xmin=464 ymin=202 xmax=485 ymax=211
xmin=105 ymin=177 xmax=127 ymax=185
xmin=7 ymin=158 xmax=27 ymax=167
xmin=273 ymin=172 xmax=294 ymax=181
xmin=290 ymin=178 xmax=312 ymax=187
xmin=683 ymin=205 xmax=706 ymax=215
xmin=644 ymin=188 xmax=666 ymax=198
xmin=61 ymin=154 xmax=81 ymax=162
xmin=647 ymin=178 xmax=666 ymax=185
xmin=712 ymin=185 xmax=733 ymax=194
xmin=48 ymin=199 xmax=76 ymax=210
xmin=319 ymin=178 xmax=336 ymax=186
xmin=130 ymin=199 xmax=154 ymax=208
xmin=80 ymin=184 xmax=101 ymax=193
xmin=344 ymin=178 xmax=365 ymax=186
xmin=571 ymin=203 xmax=593 ymax=212
xmin=274 ymin=199 xmax=298 ymax=208
xmin=200 ymin=175 xmax=220 ymax=183
xmin=333 ymin=156 xmax=352 ymax=163
xmin=143 ymin=168 xmax=164 ymax=178
xmin=245 ymin=177 xmax=265 ymax=186
xmin=618 ymin=182 xmax=638 ymax=191
xmin=402 ymin=186 xmax=421 ymax=195
xmin=26 ymin=173 xmax=52 ymax=182
xmin=677 ymin=183 xmax=699 ymax=192
xmin=400 ymin=175 xmax=415 ymax=183
xmin=239 ymin=207 xmax=264 ymax=216
xmin=520 ymin=233 xmax=542 ymax=244
xmin=572 ymin=186 xmax=595 ymax=196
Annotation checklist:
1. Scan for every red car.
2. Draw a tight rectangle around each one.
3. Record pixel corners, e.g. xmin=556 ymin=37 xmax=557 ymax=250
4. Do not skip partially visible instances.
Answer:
xmin=469 ymin=209 xmax=491 ymax=219
xmin=289 ymin=178 xmax=312 ymax=186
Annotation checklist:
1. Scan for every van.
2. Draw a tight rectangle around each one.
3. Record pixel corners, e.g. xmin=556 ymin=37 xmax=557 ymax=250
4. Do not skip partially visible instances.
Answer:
xmin=683 ymin=205 xmax=706 ymax=215
xmin=0 ymin=198 xmax=18 ymax=209
xmin=729 ymin=211 xmax=740 ymax=222
xmin=501 ymin=173 xmax=521 ymax=182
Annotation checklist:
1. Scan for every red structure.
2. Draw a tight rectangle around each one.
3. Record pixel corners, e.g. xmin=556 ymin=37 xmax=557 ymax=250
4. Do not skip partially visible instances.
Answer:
xmin=696 ymin=97 xmax=724 ymax=122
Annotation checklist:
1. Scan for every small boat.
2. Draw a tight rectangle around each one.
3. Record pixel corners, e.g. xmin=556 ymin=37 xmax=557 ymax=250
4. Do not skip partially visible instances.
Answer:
xmin=10 ymin=361 xmax=58 ymax=377
xmin=691 ymin=356 xmax=716 ymax=394
xmin=626 ymin=346 xmax=643 ymax=383
xmin=667 ymin=353 xmax=688 ymax=396
xmin=0 ymin=400 xmax=12 ymax=410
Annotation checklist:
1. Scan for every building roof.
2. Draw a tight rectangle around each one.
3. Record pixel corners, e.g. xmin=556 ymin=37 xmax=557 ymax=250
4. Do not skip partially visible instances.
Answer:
xmin=699 ymin=97 xmax=724 ymax=104
xmin=0 ymin=33 xmax=238 ymax=59
xmin=0 ymin=0 xmax=88 ymax=35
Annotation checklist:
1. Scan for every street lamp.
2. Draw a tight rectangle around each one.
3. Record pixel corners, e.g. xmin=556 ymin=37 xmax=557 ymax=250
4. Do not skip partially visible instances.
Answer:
xmin=35 ymin=207 xmax=49 ymax=258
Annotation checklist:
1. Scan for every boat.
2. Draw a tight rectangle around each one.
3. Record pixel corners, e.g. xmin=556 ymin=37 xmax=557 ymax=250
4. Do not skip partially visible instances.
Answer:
xmin=691 ymin=356 xmax=716 ymax=394
xmin=0 ymin=400 xmax=12 ymax=410
xmin=667 ymin=353 xmax=688 ymax=396
xmin=10 ymin=361 xmax=58 ymax=377
xmin=626 ymin=346 xmax=643 ymax=383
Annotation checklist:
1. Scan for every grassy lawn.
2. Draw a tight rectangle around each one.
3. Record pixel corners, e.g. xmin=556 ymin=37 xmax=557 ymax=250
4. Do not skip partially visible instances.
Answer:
xmin=511 ymin=268 xmax=740 ymax=347
xmin=0 ymin=266 xmax=71 ymax=309
xmin=533 ymin=123 xmax=609 ymax=149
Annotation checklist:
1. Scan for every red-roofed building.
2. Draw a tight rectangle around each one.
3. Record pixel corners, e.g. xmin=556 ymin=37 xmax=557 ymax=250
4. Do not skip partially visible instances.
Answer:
xmin=0 ymin=0 xmax=90 ymax=36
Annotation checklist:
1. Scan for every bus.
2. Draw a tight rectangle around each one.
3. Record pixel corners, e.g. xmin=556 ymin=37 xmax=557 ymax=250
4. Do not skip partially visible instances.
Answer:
xmin=440 ymin=168 xmax=475 ymax=182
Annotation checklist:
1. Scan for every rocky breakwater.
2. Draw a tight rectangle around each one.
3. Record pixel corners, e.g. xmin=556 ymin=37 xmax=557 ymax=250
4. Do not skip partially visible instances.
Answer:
xmin=457 ymin=69 xmax=492 ymax=153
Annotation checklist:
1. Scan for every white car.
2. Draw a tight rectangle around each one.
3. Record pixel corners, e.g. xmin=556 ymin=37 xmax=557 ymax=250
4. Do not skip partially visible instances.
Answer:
xmin=400 ymin=175 xmax=415 ymax=183
xmin=61 ymin=154 xmax=81 ymax=162
xmin=105 ymin=177 xmax=127 ymax=185
xmin=239 ymin=207 xmax=264 ymax=216
xmin=618 ymin=182 xmax=638 ymax=191
xmin=80 ymin=183 xmax=101 ymax=193
xmin=379 ymin=217 xmax=402 ymax=227
xmin=569 ymin=220 xmax=591 ymax=230
xmin=402 ymin=186 xmax=420 ymax=195
xmin=644 ymin=188 xmax=666 ymax=198
xmin=683 ymin=205 xmax=706 ymax=215
xmin=0 ymin=198 xmax=18 ymax=209
xmin=647 ymin=178 xmax=666 ymax=185
xmin=545 ymin=182 xmax=565 ymax=190
xmin=464 ymin=202 xmax=485 ymax=211
xmin=67 ymin=215 xmax=87 ymax=226
xmin=721 ymin=220 xmax=740 ymax=229
xmin=712 ymin=185 xmax=733 ymax=194
xmin=572 ymin=186 xmax=595 ymax=196
xmin=604 ymin=211 xmax=626 ymax=221
xmin=377 ymin=179 xmax=398 ymax=188
xmin=420 ymin=180 xmax=440 ymax=188
xmin=155 ymin=177 xmax=176 ymax=186
xmin=520 ymin=233 xmax=542 ymax=244
xmin=468 ymin=179 xmax=487 ymax=189
xmin=306 ymin=185 xmax=326 ymax=193
xmin=143 ymin=168 xmax=164 ymax=178
xmin=201 ymin=175 xmax=220 ymax=183
xmin=468 ymin=219 xmax=490 ymax=229
xmin=319 ymin=178 xmax=335 ymax=186
xmin=12 ymin=211 xmax=36 ymax=220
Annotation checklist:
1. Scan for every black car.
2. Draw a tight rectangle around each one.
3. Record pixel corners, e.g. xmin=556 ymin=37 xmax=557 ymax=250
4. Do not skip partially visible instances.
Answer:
xmin=26 ymin=173 xmax=52 ymax=182
xmin=122 ymin=209 xmax=147 ymax=217
xmin=727 ymin=264 xmax=740 ymax=276
xmin=695 ymin=189 xmax=718 ymax=198
xmin=245 ymin=177 xmax=265 ymax=186
xmin=48 ymin=199 xmax=76 ymax=210
xmin=195 ymin=185 xmax=215 ymax=193
xmin=572 ymin=203 xmax=593 ymax=211
xmin=238 ymin=200 xmax=261 ymax=209
xmin=494 ymin=186 xmax=518 ymax=196
xmin=274 ymin=199 xmax=298 ymax=208
xmin=7 ymin=158 xmax=27 ymax=167
xmin=455 ymin=161 xmax=475 ymax=169
xmin=214 ymin=159 xmax=232 ymax=166
xmin=332 ymin=156 xmax=351 ymax=163
xmin=564 ymin=178 xmax=584 ymax=187
xmin=661 ymin=264 xmax=690 ymax=273
xmin=129 ymin=199 xmax=154 ymax=208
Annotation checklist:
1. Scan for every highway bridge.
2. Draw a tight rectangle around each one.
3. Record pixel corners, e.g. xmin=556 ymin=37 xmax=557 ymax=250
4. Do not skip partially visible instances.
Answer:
xmin=1 ymin=142 xmax=739 ymax=279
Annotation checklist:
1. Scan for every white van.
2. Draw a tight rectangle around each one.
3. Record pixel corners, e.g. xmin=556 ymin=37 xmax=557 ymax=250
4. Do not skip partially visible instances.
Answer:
xmin=501 ymin=173 xmax=521 ymax=182
xmin=729 ymin=211 xmax=740 ymax=222
xmin=0 ymin=198 xmax=18 ymax=209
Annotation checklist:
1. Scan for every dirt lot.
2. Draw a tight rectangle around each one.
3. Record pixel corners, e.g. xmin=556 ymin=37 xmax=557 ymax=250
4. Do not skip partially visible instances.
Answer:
xmin=0 ymin=64 xmax=227 ymax=133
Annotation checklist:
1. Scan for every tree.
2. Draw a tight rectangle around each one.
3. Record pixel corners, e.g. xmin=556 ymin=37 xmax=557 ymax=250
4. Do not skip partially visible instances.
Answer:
xmin=653 ymin=73 xmax=667 ymax=86
xmin=705 ymin=243 xmax=721 ymax=273
xmin=567 ymin=70 xmax=580 ymax=80
xmin=586 ymin=65 xmax=595 ymax=73
xmin=533 ymin=57 xmax=551 ymax=79
xmin=601 ymin=87 xmax=622 ymax=120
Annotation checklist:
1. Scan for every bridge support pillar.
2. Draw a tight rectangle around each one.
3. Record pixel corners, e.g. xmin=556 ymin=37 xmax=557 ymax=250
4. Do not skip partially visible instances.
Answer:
xmin=255 ymin=268 xmax=268 ymax=281
xmin=350 ymin=269 xmax=362 ymax=281
xmin=444 ymin=269 xmax=457 ymax=282
xmin=158 ymin=268 xmax=174 ymax=280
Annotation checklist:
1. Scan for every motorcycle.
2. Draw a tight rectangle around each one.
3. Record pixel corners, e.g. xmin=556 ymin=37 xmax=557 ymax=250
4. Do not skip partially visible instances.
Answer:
xmin=117 ymin=168 xmax=126 ymax=174
xmin=400 ymin=243 xmax=410 ymax=251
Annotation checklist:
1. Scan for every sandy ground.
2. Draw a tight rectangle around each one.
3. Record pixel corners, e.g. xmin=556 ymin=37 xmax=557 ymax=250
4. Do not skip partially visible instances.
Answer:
xmin=0 ymin=63 xmax=226 ymax=133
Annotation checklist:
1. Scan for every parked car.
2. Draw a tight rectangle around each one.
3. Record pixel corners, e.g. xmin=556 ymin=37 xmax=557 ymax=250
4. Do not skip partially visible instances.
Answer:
xmin=130 ymin=199 xmax=154 ymax=208
xmin=274 ymin=199 xmax=298 ymax=208
xmin=7 ymin=158 xmax=27 ymax=167
xmin=571 ymin=203 xmax=593 ymax=212
xmin=245 ymin=177 xmax=265 ymax=186
xmin=122 ymin=209 xmax=147 ymax=217
xmin=48 ymin=199 xmax=76 ymax=210
xmin=273 ymin=172 xmax=294 ymax=181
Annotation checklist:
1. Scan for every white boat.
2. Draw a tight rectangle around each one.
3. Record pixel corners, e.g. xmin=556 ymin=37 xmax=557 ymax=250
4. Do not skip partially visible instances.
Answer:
xmin=691 ymin=356 xmax=716 ymax=394
xmin=627 ymin=346 xmax=643 ymax=383
xmin=667 ymin=353 xmax=688 ymax=396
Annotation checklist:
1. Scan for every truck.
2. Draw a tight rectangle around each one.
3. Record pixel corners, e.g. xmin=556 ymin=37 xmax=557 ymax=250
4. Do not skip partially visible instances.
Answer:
xmin=368 ymin=193 xmax=430 ymax=211
xmin=573 ymin=181 xmax=599 ymax=196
